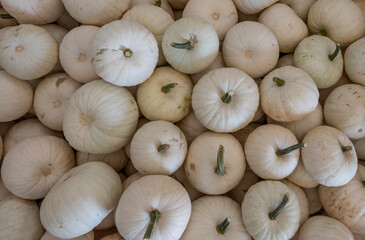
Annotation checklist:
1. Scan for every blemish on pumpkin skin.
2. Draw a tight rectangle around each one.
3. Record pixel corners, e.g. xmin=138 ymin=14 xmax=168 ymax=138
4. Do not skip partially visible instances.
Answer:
xmin=358 ymin=128 xmax=363 ymax=133
xmin=245 ymin=50 xmax=253 ymax=58
xmin=190 ymin=163 xmax=195 ymax=171
xmin=15 ymin=45 xmax=24 ymax=52
xmin=96 ymin=48 xmax=107 ymax=56
xmin=211 ymin=12 xmax=220 ymax=20
xmin=52 ymin=100 xmax=62 ymax=108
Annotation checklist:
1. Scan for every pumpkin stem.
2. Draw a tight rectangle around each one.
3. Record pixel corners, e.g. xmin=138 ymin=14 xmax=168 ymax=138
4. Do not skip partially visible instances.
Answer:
xmin=221 ymin=90 xmax=234 ymax=104
xmin=273 ymin=77 xmax=285 ymax=87
xmin=341 ymin=145 xmax=353 ymax=153
xmin=0 ymin=13 xmax=14 ymax=19
xmin=216 ymin=145 xmax=225 ymax=176
xmin=161 ymin=83 xmax=178 ymax=94
xmin=362 ymin=181 xmax=365 ymax=187
xmin=123 ymin=48 xmax=133 ymax=58
xmin=276 ymin=143 xmax=306 ymax=156
xmin=318 ymin=28 xmax=327 ymax=36
xmin=216 ymin=217 xmax=230 ymax=235
xmin=143 ymin=209 xmax=161 ymax=239
xmin=328 ymin=44 xmax=341 ymax=62
xmin=154 ymin=0 xmax=161 ymax=7
xmin=170 ymin=34 xmax=197 ymax=50
xmin=157 ymin=144 xmax=170 ymax=153
xmin=268 ymin=194 xmax=289 ymax=220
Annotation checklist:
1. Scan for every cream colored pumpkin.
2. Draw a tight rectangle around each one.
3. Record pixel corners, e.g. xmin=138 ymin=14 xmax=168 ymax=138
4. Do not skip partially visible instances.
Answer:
xmin=294 ymin=35 xmax=343 ymax=89
xmin=276 ymin=54 xmax=294 ymax=68
xmin=324 ymin=84 xmax=365 ymax=139
xmin=190 ymin=51 xmax=226 ymax=85
xmin=0 ymin=175 xmax=13 ymax=201
xmin=279 ymin=0 xmax=317 ymax=21
xmin=130 ymin=120 xmax=187 ymax=175
xmin=40 ymin=162 xmax=122 ymax=239
xmin=130 ymin=0 xmax=174 ymax=18
xmin=233 ymin=0 xmax=279 ymax=14
xmin=95 ymin=211 xmax=116 ymax=230
xmin=223 ymin=21 xmax=279 ymax=79
xmin=101 ymin=233 xmax=124 ymax=240
xmin=56 ymin=12 xmax=80 ymax=31
xmin=287 ymin=158 xmax=318 ymax=188
xmin=3 ymin=118 xmax=60 ymax=156
xmin=59 ymin=25 xmax=100 ymax=83
xmin=244 ymin=124 xmax=301 ymax=180
xmin=298 ymin=216 xmax=354 ymax=240
xmin=176 ymin=112 xmax=207 ymax=145
xmin=41 ymin=231 xmax=94 ymax=240
xmin=115 ymin=175 xmax=191 ymax=240
xmin=63 ymin=80 xmax=139 ymax=154
xmin=0 ymin=197 xmax=44 ymax=240
xmin=62 ymin=0 xmax=130 ymax=26
xmin=227 ymin=168 xmax=260 ymax=204
xmin=267 ymin=103 xmax=323 ymax=142
xmin=242 ymin=180 xmax=300 ymax=240
xmin=162 ymin=17 xmax=219 ymax=74
xmin=137 ymin=67 xmax=193 ymax=123
xmin=171 ymin=166 xmax=203 ymax=201
xmin=0 ymin=71 xmax=33 ymax=122
xmin=0 ymin=8 xmax=17 ymax=29
xmin=0 ymin=25 xmax=58 ymax=80
xmin=122 ymin=172 xmax=143 ymax=193
xmin=353 ymin=138 xmax=365 ymax=160
xmin=124 ymin=118 xmax=150 ymax=159
xmin=308 ymin=0 xmax=365 ymax=46
xmin=34 ymin=73 xmax=82 ymax=131
xmin=182 ymin=0 xmax=238 ymax=41
xmin=185 ymin=131 xmax=246 ymax=195
xmin=167 ymin=0 xmax=189 ymax=9
xmin=319 ymin=72 xmax=351 ymax=106
xmin=345 ymin=37 xmax=365 ymax=86
xmin=259 ymin=3 xmax=308 ymax=53
xmin=181 ymin=196 xmax=251 ymax=240
xmin=302 ymin=125 xmax=358 ymax=187
xmin=192 ymin=67 xmax=259 ymax=132
xmin=89 ymin=20 xmax=158 ymax=87
xmin=1 ymin=0 xmax=65 ymax=25
xmin=260 ymin=66 xmax=319 ymax=122
xmin=303 ymin=186 xmax=322 ymax=214
xmin=76 ymin=149 xmax=128 ymax=172
xmin=122 ymin=5 xmax=174 ymax=67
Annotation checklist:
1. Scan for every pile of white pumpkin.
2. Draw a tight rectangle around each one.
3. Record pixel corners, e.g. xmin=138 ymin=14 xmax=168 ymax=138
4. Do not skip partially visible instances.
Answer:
xmin=1 ymin=0 xmax=365 ymax=239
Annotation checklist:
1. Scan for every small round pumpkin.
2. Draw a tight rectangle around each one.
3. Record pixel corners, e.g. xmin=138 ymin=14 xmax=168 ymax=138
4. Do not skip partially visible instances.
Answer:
xmin=278 ymin=0 xmax=317 ymax=21
xmin=124 ymin=118 xmax=150 ymax=159
xmin=130 ymin=0 xmax=174 ymax=18
xmin=287 ymin=158 xmax=318 ymax=189
xmin=344 ymin=37 xmax=365 ymax=86
xmin=303 ymin=186 xmax=322 ymax=215
xmin=276 ymin=54 xmax=294 ymax=68
xmin=76 ymin=149 xmax=128 ymax=172
xmin=233 ymin=0 xmax=279 ymax=14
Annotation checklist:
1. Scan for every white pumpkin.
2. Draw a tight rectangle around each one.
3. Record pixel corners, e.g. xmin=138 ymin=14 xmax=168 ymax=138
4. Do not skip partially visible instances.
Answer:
xmin=176 ymin=112 xmax=207 ymax=145
xmin=303 ymin=186 xmax=322 ymax=214
xmin=190 ymin=51 xmax=226 ymax=85
xmin=294 ymin=35 xmax=343 ymax=89
xmin=115 ymin=175 xmax=191 ymax=240
xmin=181 ymin=196 xmax=251 ymax=240
xmin=89 ymin=20 xmax=158 ymax=87
xmin=1 ymin=0 xmax=65 ymax=25
xmin=0 ymin=71 xmax=33 ymax=122
xmin=192 ymin=67 xmax=259 ymax=132
xmin=0 ymin=25 xmax=58 ymax=80
xmin=182 ymin=0 xmax=238 ymax=41
xmin=130 ymin=0 xmax=174 ymax=18
xmin=162 ymin=17 xmax=219 ymax=74
xmin=137 ymin=66 xmax=193 ymax=123
xmin=62 ymin=0 xmax=130 ymax=26
xmin=40 ymin=162 xmax=122 ymax=239
xmin=34 ymin=73 xmax=82 ymax=131
xmin=227 ymin=168 xmax=260 ymax=204
xmin=56 ymin=12 xmax=80 ymax=31
xmin=95 ymin=211 xmax=116 ymax=230
xmin=308 ymin=0 xmax=365 ymax=46
xmin=0 ymin=8 xmax=17 ymax=29
xmin=41 ymin=231 xmax=94 ymax=240
xmin=233 ymin=0 xmax=279 ymax=14
xmin=302 ymin=125 xmax=358 ymax=187
xmin=287 ymin=158 xmax=318 ymax=188
xmin=242 ymin=180 xmax=300 ymax=240
xmin=124 ymin=118 xmax=150 ymax=159
xmin=279 ymin=0 xmax=317 ymax=21
xmin=324 ymin=84 xmax=365 ymax=139
xmin=185 ymin=131 xmax=246 ymax=195
xmin=122 ymin=172 xmax=143 ymax=193
xmin=276 ymin=54 xmax=294 ymax=68
xmin=170 ymin=166 xmax=204 ymax=201
xmin=0 ymin=197 xmax=45 ymax=240
xmin=244 ymin=124 xmax=302 ymax=180
xmin=59 ymin=25 xmax=100 ymax=84
xmin=63 ymin=80 xmax=139 ymax=154
xmin=260 ymin=66 xmax=319 ymax=122
xmin=258 ymin=3 xmax=308 ymax=53
xmin=319 ymin=72 xmax=352 ymax=106
xmin=345 ymin=37 xmax=365 ymax=86
xmin=298 ymin=216 xmax=354 ymax=240
xmin=76 ymin=149 xmax=128 ymax=172
xmin=223 ymin=21 xmax=279 ymax=79
xmin=130 ymin=120 xmax=187 ymax=175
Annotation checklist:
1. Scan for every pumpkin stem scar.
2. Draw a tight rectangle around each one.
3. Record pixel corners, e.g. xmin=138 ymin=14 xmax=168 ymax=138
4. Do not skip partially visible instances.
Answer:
xmin=170 ymin=34 xmax=197 ymax=50
xmin=273 ymin=77 xmax=285 ymax=87
xmin=0 ymin=14 xmax=14 ymax=19
xmin=143 ymin=209 xmax=161 ymax=239
xmin=154 ymin=0 xmax=161 ymax=7
xmin=216 ymin=145 xmax=225 ymax=176
xmin=268 ymin=194 xmax=289 ymax=220
xmin=123 ymin=48 xmax=133 ymax=58
xmin=221 ymin=90 xmax=234 ymax=104
xmin=161 ymin=83 xmax=178 ymax=94
xmin=318 ymin=28 xmax=327 ymax=36
xmin=328 ymin=44 xmax=341 ymax=62
xmin=216 ymin=217 xmax=230 ymax=235
xmin=276 ymin=143 xmax=306 ymax=156
xmin=158 ymin=143 xmax=170 ymax=153
xmin=341 ymin=145 xmax=353 ymax=153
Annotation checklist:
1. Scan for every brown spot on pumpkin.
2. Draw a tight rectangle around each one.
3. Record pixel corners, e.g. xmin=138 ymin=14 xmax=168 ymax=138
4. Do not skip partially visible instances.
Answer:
xmin=56 ymin=78 xmax=66 ymax=87
xmin=41 ymin=167 xmax=52 ymax=176
xmin=96 ymin=48 xmax=107 ymax=56
xmin=245 ymin=50 xmax=253 ymax=58
xmin=359 ymin=128 xmax=363 ymax=133
xmin=211 ymin=12 xmax=220 ymax=20
xmin=52 ymin=100 xmax=62 ymax=108
xmin=79 ymin=113 xmax=94 ymax=128
xmin=190 ymin=163 xmax=195 ymax=171
xmin=15 ymin=45 xmax=24 ymax=52
xmin=78 ymin=53 xmax=87 ymax=62
xmin=59 ymin=226 xmax=63 ymax=229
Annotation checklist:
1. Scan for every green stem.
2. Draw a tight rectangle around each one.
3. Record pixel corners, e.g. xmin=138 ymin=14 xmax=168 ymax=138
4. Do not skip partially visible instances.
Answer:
xmin=0 ymin=14 xmax=14 ymax=19
xmin=216 ymin=145 xmax=225 ymax=176
xmin=221 ymin=90 xmax=234 ymax=104
xmin=158 ymin=144 xmax=170 ymax=153
xmin=123 ymin=48 xmax=133 ymax=58
xmin=154 ymin=0 xmax=161 ymax=7
xmin=341 ymin=146 xmax=353 ymax=153
xmin=276 ymin=143 xmax=306 ymax=156
xmin=318 ymin=28 xmax=327 ymax=36
xmin=328 ymin=44 xmax=341 ymax=62
xmin=143 ymin=209 xmax=161 ymax=239
xmin=273 ymin=77 xmax=285 ymax=87
xmin=362 ymin=181 xmax=365 ymax=187
xmin=170 ymin=35 xmax=197 ymax=50
xmin=268 ymin=194 xmax=289 ymax=220
xmin=216 ymin=218 xmax=230 ymax=235
xmin=161 ymin=83 xmax=178 ymax=94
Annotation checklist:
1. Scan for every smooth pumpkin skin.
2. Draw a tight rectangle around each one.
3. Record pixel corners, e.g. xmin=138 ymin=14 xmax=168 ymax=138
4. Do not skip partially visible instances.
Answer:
xmin=41 ymin=231 xmax=94 ymax=240
xmin=176 ymin=111 xmax=207 ymax=145
xmin=233 ymin=0 xmax=279 ymax=14
xmin=124 ymin=118 xmax=150 ymax=159
xmin=279 ymin=0 xmax=317 ymax=21
xmin=303 ymin=186 xmax=322 ymax=215
xmin=130 ymin=0 xmax=174 ymax=18
xmin=345 ymin=37 xmax=365 ymax=86
xmin=76 ymin=149 xmax=128 ymax=172
xmin=298 ymin=216 xmax=354 ymax=240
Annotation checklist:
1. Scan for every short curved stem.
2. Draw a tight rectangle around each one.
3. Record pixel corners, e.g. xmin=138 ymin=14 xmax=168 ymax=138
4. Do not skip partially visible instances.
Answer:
xmin=161 ymin=83 xmax=178 ymax=94
xmin=158 ymin=144 xmax=170 ymax=153
xmin=328 ymin=44 xmax=341 ymax=62
xmin=154 ymin=0 xmax=161 ymax=7
xmin=318 ymin=28 xmax=327 ymax=36
xmin=216 ymin=145 xmax=225 ymax=176
xmin=216 ymin=218 xmax=230 ymax=235
xmin=341 ymin=146 xmax=353 ymax=153
xmin=123 ymin=48 xmax=133 ymax=58
xmin=268 ymin=194 xmax=289 ymax=220
xmin=273 ymin=77 xmax=285 ymax=87
xmin=221 ymin=90 xmax=234 ymax=104
xmin=170 ymin=35 xmax=197 ymax=50
xmin=143 ymin=209 xmax=161 ymax=239
xmin=0 ymin=14 xmax=13 ymax=19
xmin=276 ymin=143 xmax=306 ymax=156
